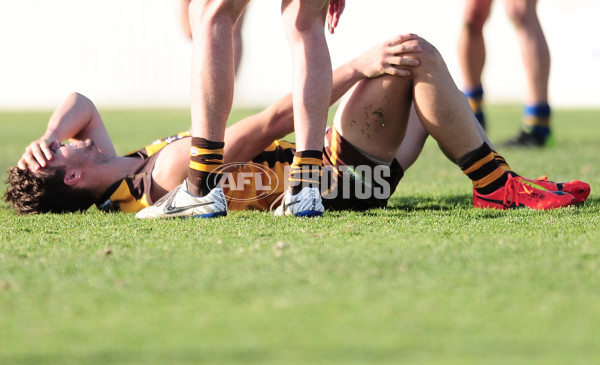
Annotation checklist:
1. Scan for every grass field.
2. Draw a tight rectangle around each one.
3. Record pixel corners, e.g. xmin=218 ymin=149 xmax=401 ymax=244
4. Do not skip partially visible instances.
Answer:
xmin=1 ymin=105 xmax=599 ymax=364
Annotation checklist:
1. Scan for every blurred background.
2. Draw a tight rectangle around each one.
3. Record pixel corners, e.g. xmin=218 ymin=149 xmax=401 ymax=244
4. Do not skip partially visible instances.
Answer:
xmin=1 ymin=0 xmax=599 ymax=110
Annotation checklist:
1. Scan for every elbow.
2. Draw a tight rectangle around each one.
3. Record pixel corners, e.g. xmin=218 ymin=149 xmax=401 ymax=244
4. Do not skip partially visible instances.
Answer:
xmin=65 ymin=92 xmax=93 ymax=106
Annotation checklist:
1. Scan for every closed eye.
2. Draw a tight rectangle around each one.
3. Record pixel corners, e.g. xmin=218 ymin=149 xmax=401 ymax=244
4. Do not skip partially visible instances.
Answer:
xmin=49 ymin=141 xmax=62 ymax=154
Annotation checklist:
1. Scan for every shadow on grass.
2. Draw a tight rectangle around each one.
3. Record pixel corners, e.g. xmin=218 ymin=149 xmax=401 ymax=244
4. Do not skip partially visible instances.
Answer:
xmin=0 ymin=348 xmax=270 ymax=365
xmin=386 ymin=194 xmax=472 ymax=212
xmin=382 ymin=194 xmax=598 ymax=215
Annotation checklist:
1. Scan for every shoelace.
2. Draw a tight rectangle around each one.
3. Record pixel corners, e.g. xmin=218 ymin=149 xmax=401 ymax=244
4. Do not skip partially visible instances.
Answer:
xmin=269 ymin=191 xmax=286 ymax=212
xmin=503 ymin=175 xmax=534 ymax=208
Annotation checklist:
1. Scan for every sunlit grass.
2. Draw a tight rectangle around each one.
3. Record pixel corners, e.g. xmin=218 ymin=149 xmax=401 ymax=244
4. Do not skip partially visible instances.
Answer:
xmin=1 ymin=106 xmax=599 ymax=364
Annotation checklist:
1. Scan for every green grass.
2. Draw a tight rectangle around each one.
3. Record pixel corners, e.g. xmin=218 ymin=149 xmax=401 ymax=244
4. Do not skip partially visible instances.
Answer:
xmin=1 ymin=106 xmax=599 ymax=364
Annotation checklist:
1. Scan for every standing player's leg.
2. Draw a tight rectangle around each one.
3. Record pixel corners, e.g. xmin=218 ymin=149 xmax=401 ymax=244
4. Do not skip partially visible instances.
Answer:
xmin=179 ymin=0 xmax=245 ymax=75
xmin=276 ymin=0 xmax=333 ymax=217
xmin=502 ymin=0 xmax=552 ymax=147
xmin=136 ymin=0 xmax=249 ymax=219
xmin=187 ymin=0 xmax=248 ymax=195
xmin=233 ymin=11 xmax=245 ymax=75
xmin=458 ymin=0 xmax=493 ymax=130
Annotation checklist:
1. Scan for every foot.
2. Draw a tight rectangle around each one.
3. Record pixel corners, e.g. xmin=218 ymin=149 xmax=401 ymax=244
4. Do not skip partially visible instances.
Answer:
xmin=521 ymin=175 xmax=591 ymax=204
xmin=502 ymin=130 xmax=548 ymax=148
xmin=135 ymin=181 xmax=227 ymax=219
xmin=274 ymin=186 xmax=324 ymax=217
xmin=473 ymin=174 xmax=575 ymax=210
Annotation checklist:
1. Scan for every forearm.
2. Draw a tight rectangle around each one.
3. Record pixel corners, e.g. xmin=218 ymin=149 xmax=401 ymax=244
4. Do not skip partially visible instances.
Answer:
xmin=43 ymin=92 xmax=101 ymax=142
xmin=330 ymin=59 xmax=368 ymax=105
xmin=263 ymin=34 xmax=422 ymax=127
xmin=18 ymin=92 xmax=116 ymax=170
xmin=257 ymin=58 xmax=368 ymax=137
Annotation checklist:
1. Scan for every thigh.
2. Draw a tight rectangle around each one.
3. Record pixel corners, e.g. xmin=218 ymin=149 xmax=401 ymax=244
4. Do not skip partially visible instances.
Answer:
xmin=332 ymin=75 xmax=413 ymax=164
xmin=321 ymin=127 xmax=405 ymax=212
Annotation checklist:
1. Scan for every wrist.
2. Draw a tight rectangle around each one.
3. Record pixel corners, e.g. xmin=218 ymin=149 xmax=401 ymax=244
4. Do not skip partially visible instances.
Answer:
xmin=346 ymin=58 xmax=368 ymax=81
xmin=41 ymin=131 xmax=58 ymax=142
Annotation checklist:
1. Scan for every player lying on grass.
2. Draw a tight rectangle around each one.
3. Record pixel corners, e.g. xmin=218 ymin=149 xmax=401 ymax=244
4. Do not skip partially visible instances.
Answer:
xmin=5 ymin=34 xmax=590 ymax=216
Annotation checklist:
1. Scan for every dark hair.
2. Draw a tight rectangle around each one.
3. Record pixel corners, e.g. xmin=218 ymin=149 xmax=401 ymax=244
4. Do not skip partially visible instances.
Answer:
xmin=4 ymin=166 xmax=95 ymax=214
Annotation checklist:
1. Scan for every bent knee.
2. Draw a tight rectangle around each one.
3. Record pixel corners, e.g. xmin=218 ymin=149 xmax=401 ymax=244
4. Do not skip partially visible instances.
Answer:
xmin=189 ymin=0 xmax=245 ymax=29
xmin=408 ymin=37 xmax=443 ymax=71
xmin=463 ymin=5 xmax=491 ymax=31
xmin=504 ymin=3 xmax=537 ymax=28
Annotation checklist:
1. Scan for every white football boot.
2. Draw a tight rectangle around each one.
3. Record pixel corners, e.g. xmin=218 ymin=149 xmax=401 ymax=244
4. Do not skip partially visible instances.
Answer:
xmin=274 ymin=186 xmax=324 ymax=217
xmin=135 ymin=180 xmax=227 ymax=219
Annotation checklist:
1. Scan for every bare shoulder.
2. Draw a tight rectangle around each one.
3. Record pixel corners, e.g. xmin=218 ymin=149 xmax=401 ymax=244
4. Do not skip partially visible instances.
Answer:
xmin=150 ymin=138 xmax=191 ymax=201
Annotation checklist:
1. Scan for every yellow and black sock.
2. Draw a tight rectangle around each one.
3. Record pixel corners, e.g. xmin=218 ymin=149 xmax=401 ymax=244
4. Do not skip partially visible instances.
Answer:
xmin=465 ymin=86 xmax=485 ymax=129
xmin=289 ymin=150 xmax=322 ymax=195
xmin=459 ymin=143 xmax=508 ymax=194
xmin=492 ymin=151 xmax=512 ymax=173
xmin=187 ymin=137 xmax=224 ymax=197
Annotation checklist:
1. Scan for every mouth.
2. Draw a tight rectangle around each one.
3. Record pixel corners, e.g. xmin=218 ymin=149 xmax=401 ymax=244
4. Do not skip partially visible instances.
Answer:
xmin=61 ymin=139 xmax=93 ymax=149
xmin=79 ymin=139 xmax=94 ymax=148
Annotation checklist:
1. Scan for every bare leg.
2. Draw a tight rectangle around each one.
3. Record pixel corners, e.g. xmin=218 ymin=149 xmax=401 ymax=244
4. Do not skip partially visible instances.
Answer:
xmin=458 ymin=0 xmax=493 ymax=91
xmin=180 ymin=0 xmax=193 ymax=40
xmin=182 ymin=0 xmax=245 ymax=75
xmin=233 ymin=12 xmax=245 ymax=75
xmin=394 ymin=106 xmax=428 ymax=171
xmin=281 ymin=0 xmax=332 ymax=152
xmin=501 ymin=0 xmax=552 ymax=146
xmin=188 ymin=0 xmax=248 ymax=140
xmin=411 ymin=40 xmax=484 ymax=162
xmin=335 ymin=38 xmax=484 ymax=167
xmin=276 ymin=0 xmax=332 ymax=216
xmin=333 ymin=75 xmax=414 ymax=164
xmin=504 ymin=0 xmax=550 ymax=105
xmin=394 ymin=105 xmax=493 ymax=171
xmin=135 ymin=0 xmax=247 ymax=217
xmin=328 ymin=37 xmax=574 ymax=212
xmin=184 ymin=0 xmax=250 ymax=198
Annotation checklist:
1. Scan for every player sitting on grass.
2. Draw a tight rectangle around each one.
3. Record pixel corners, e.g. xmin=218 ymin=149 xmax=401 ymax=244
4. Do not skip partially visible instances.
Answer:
xmin=5 ymin=34 xmax=590 ymax=216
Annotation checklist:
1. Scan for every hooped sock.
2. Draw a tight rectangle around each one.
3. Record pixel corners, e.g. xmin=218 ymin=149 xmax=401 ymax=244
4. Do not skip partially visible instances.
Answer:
xmin=187 ymin=137 xmax=224 ymax=197
xmin=523 ymin=103 xmax=551 ymax=140
xmin=459 ymin=143 xmax=508 ymax=195
xmin=465 ymin=86 xmax=486 ymax=129
xmin=289 ymin=150 xmax=323 ymax=195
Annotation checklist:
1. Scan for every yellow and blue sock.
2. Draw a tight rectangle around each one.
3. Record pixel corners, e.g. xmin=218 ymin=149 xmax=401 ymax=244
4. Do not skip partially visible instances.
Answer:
xmin=465 ymin=86 xmax=486 ymax=130
xmin=523 ymin=103 xmax=551 ymax=141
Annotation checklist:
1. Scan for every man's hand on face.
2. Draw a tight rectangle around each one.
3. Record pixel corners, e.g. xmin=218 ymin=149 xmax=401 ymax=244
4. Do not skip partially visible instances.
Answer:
xmin=18 ymin=139 xmax=60 ymax=171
